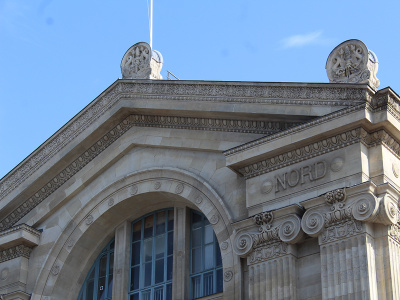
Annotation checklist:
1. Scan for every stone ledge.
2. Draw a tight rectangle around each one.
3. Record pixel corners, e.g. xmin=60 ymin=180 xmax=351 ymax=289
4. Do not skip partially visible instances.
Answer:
xmin=0 ymin=224 xmax=40 ymax=250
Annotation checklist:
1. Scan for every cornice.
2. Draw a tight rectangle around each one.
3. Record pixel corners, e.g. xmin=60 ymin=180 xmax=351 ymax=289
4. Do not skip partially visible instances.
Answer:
xmin=223 ymin=103 xmax=367 ymax=158
xmin=235 ymin=127 xmax=400 ymax=179
xmin=0 ymin=224 xmax=41 ymax=239
xmin=1 ymin=81 xmax=370 ymax=203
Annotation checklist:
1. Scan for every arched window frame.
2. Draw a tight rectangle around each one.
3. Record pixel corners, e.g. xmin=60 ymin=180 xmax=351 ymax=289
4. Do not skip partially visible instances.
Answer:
xmin=78 ymin=239 xmax=115 ymax=300
xmin=78 ymin=207 xmax=223 ymax=300
xmin=190 ymin=210 xmax=223 ymax=299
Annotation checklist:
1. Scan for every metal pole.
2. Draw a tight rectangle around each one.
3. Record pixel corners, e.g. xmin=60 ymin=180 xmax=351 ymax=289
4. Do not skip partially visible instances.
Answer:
xmin=150 ymin=0 xmax=153 ymax=48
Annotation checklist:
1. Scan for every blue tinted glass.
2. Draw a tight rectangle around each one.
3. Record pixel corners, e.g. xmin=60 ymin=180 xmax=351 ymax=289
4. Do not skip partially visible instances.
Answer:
xmin=216 ymin=269 xmax=223 ymax=293
xmin=131 ymin=266 xmax=140 ymax=290
xmin=192 ymin=276 xmax=201 ymax=299
xmin=130 ymin=294 xmax=139 ymax=300
xmin=155 ymin=259 xmax=164 ymax=284
xmin=79 ymin=239 xmax=114 ymax=300
xmin=166 ymin=284 xmax=172 ymax=300
xmin=167 ymin=256 xmax=173 ymax=280
xmin=190 ymin=210 xmax=223 ymax=298
xmin=203 ymin=272 xmax=213 ymax=297
xmin=167 ymin=232 xmax=173 ymax=255
xmin=132 ymin=242 xmax=141 ymax=266
xmin=144 ymin=262 xmax=152 ymax=287
xmin=129 ymin=209 xmax=173 ymax=300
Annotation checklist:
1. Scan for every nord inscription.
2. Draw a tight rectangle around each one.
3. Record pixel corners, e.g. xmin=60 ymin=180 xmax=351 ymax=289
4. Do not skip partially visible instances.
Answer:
xmin=274 ymin=161 xmax=327 ymax=193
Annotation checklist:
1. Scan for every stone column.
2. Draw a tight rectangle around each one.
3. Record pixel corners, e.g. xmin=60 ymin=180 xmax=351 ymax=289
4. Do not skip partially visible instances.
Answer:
xmin=111 ymin=221 xmax=131 ymax=300
xmin=301 ymin=184 xmax=398 ymax=300
xmin=233 ymin=206 xmax=304 ymax=300
xmin=172 ymin=206 xmax=189 ymax=300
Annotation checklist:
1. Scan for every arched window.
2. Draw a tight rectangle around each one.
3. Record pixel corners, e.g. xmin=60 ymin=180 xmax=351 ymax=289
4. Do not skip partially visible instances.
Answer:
xmin=190 ymin=211 xmax=223 ymax=299
xmin=78 ymin=239 xmax=115 ymax=300
xmin=78 ymin=208 xmax=222 ymax=300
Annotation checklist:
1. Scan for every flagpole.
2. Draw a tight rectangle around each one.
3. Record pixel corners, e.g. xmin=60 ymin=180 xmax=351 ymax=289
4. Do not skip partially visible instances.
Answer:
xmin=150 ymin=0 xmax=153 ymax=49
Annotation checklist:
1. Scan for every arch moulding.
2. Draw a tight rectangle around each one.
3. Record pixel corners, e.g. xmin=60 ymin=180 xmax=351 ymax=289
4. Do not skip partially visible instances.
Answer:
xmin=31 ymin=167 xmax=239 ymax=300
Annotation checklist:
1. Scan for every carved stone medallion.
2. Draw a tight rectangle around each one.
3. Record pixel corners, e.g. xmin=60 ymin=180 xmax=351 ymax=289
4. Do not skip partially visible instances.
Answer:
xmin=175 ymin=183 xmax=184 ymax=194
xmin=85 ymin=215 xmax=94 ymax=225
xmin=121 ymin=42 xmax=163 ymax=80
xmin=121 ymin=42 xmax=152 ymax=79
xmin=326 ymin=39 xmax=380 ymax=89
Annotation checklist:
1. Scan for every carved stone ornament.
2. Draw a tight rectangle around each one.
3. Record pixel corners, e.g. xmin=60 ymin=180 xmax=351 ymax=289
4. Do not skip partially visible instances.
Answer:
xmin=0 ymin=245 xmax=33 ymax=263
xmin=301 ymin=187 xmax=397 ymax=240
xmin=326 ymin=39 xmax=380 ymax=89
xmin=121 ymin=42 xmax=163 ymax=80
xmin=233 ymin=211 xmax=303 ymax=258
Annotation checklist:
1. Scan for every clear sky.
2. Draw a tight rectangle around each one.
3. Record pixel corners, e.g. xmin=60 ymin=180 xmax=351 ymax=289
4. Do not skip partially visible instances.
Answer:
xmin=1 ymin=0 xmax=400 ymax=178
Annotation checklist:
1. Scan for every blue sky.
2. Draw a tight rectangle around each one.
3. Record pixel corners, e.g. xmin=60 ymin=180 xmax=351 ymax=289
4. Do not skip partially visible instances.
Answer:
xmin=1 ymin=0 xmax=400 ymax=178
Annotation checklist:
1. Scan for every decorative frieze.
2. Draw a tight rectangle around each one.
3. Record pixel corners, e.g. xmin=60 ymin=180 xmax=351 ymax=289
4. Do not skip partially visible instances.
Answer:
xmin=0 ymin=245 xmax=32 ymax=263
xmin=235 ymin=127 xmax=400 ymax=178
xmin=239 ymin=128 xmax=362 ymax=179
xmin=129 ymin=114 xmax=299 ymax=134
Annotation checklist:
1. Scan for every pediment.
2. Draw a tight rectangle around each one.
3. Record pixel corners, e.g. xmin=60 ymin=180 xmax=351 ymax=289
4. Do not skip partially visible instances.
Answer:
xmin=0 ymin=79 xmax=384 ymax=230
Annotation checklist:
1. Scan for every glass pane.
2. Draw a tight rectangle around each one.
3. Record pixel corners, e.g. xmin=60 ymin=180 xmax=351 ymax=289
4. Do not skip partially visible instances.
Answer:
xmin=192 ymin=276 xmax=201 ymax=299
xmin=204 ymin=217 xmax=210 ymax=226
xmin=97 ymin=277 xmax=106 ymax=300
xmin=99 ymin=255 xmax=107 ymax=277
xmin=155 ymin=259 xmax=164 ymax=284
xmin=132 ymin=242 xmax=141 ymax=266
xmin=192 ymin=229 xmax=201 ymax=248
xmin=130 ymin=294 xmax=139 ymax=300
xmin=143 ymin=239 xmax=153 ymax=262
xmin=166 ymin=283 xmax=172 ymax=300
xmin=142 ymin=290 xmax=151 ymax=300
xmin=107 ymin=276 xmax=113 ymax=297
xmin=109 ymin=253 xmax=114 ymax=274
xmin=204 ymin=272 xmax=213 ymax=297
xmin=144 ymin=215 xmax=154 ymax=238
xmin=155 ymin=234 xmax=165 ymax=259
xmin=192 ymin=248 xmax=202 ymax=273
xmin=216 ymin=244 xmax=222 ymax=267
xmin=216 ymin=269 xmax=223 ymax=293
xmin=192 ymin=213 xmax=202 ymax=229
xmin=154 ymin=286 xmax=163 ymax=300
xmin=168 ymin=210 xmax=174 ymax=231
xmin=156 ymin=211 xmax=166 ymax=235
xmin=204 ymin=225 xmax=213 ymax=244
xmin=132 ymin=220 xmax=142 ymax=242
xmin=130 ymin=266 xmax=140 ymax=291
xmin=167 ymin=232 xmax=173 ymax=255
xmin=144 ymin=262 xmax=152 ymax=287
xmin=204 ymin=244 xmax=214 ymax=270
xmin=86 ymin=278 xmax=94 ymax=299
xmin=88 ymin=268 xmax=95 ymax=280
xmin=167 ymin=256 xmax=173 ymax=280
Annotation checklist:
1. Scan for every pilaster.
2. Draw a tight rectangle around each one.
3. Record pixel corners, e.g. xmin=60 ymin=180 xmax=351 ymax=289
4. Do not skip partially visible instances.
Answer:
xmin=301 ymin=183 xmax=398 ymax=300
xmin=233 ymin=205 xmax=304 ymax=300
xmin=112 ymin=221 xmax=131 ymax=300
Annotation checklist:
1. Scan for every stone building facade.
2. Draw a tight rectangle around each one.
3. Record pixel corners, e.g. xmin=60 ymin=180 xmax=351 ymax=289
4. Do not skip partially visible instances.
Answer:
xmin=1 ymin=40 xmax=400 ymax=299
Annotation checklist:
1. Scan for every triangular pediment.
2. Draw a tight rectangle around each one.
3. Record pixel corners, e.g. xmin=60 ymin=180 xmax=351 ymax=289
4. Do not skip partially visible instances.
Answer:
xmin=0 ymin=80 xmax=381 ymax=230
